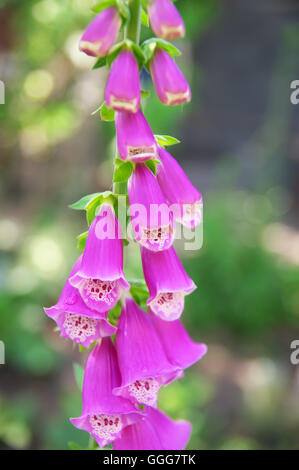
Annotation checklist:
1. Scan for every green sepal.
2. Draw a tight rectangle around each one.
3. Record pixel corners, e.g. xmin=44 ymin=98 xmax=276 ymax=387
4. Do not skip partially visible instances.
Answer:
xmin=70 ymin=191 xmax=115 ymax=226
xmin=145 ymin=158 xmax=160 ymax=176
xmin=155 ymin=134 xmax=181 ymax=147
xmin=141 ymin=89 xmax=151 ymax=99
xmin=116 ymin=0 xmax=131 ymax=22
xmin=77 ymin=231 xmax=88 ymax=251
xmin=91 ymin=102 xmax=115 ymax=121
xmin=142 ymin=38 xmax=181 ymax=65
xmin=106 ymin=40 xmax=145 ymax=70
xmin=141 ymin=8 xmax=149 ymax=27
xmin=113 ymin=159 xmax=133 ymax=183
xmin=93 ymin=56 xmax=107 ymax=70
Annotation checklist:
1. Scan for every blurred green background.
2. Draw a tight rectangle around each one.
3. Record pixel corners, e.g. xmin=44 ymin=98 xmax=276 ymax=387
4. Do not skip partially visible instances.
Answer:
xmin=1 ymin=0 xmax=299 ymax=450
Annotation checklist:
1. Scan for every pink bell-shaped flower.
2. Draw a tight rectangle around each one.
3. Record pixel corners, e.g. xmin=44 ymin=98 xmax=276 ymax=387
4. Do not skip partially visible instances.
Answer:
xmin=105 ymin=49 xmax=141 ymax=113
xmin=150 ymin=48 xmax=191 ymax=106
xmin=79 ymin=7 xmax=121 ymax=57
xmin=69 ymin=204 xmax=129 ymax=314
xmin=156 ymin=146 xmax=202 ymax=228
xmin=128 ymin=164 xmax=174 ymax=251
xmin=44 ymin=256 xmax=116 ymax=347
xmin=149 ymin=310 xmax=207 ymax=370
xmin=147 ymin=0 xmax=185 ymax=40
xmin=141 ymin=246 xmax=196 ymax=321
xmin=115 ymin=109 xmax=158 ymax=162
xmin=114 ymin=406 xmax=191 ymax=450
xmin=113 ymin=298 xmax=182 ymax=408
xmin=71 ymin=338 xmax=142 ymax=447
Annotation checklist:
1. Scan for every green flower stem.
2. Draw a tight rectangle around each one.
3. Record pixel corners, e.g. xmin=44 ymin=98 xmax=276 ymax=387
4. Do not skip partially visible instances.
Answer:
xmin=113 ymin=0 xmax=141 ymax=196
xmin=125 ymin=0 xmax=141 ymax=45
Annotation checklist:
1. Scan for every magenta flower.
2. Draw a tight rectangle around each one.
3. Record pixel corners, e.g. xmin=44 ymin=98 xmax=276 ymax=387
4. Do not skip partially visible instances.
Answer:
xmin=105 ymin=49 xmax=141 ymax=113
xmin=71 ymin=338 xmax=142 ymax=447
xmin=114 ymin=406 xmax=191 ymax=450
xmin=150 ymin=49 xmax=191 ymax=106
xmin=115 ymin=109 xmax=158 ymax=162
xmin=147 ymin=0 xmax=185 ymax=40
xmin=113 ymin=298 xmax=181 ymax=407
xmin=128 ymin=164 xmax=174 ymax=251
xmin=70 ymin=204 xmax=129 ymax=314
xmin=157 ymin=146 xmax=202 ymax=228
xmin=79 ymin=7 xmax=121 ymax=57
xmin=141 ymin=246 xmax=196 ymax=321
xmin=44 ymin=257 xmax=116 ymax=347
xmin=149 ymin=311 xmax=207 ymax=370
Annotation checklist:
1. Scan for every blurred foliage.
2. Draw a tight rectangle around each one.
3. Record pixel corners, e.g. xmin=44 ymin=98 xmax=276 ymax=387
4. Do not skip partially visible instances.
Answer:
xmin=1 ymin=0 xmax=299 ymax=451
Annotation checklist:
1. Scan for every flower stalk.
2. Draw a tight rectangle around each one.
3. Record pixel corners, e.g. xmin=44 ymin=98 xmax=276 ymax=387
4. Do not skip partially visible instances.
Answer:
xmin=45 ymin=0 xmax=205 ymax=451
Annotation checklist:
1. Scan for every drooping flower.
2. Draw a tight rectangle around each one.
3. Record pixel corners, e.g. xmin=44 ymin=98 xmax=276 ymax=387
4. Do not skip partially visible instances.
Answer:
xmin=147 ymin=0 xmax=185 ymax=40
xmin=156 ymin=146 xmax=202 ymax=228
xmin=128 ymin=164 xmax=174 ymax=251
xmin=149 ymin=311 xmax=207 ymax=369
xmin=141 ymin=246 xmax=196 ymax=321
xmin=44 ymin=257 xmax=116 ymax=348
xmin=79 ymin=7 xmax=121 ymax=57
xmin=113 ymin=298 xmax=182 ymax=408
xmin=71 ymin=338 xmax=142 ymax=447
xmin=70 ymin=204 xmax=129 ymax=314
xmin=105 ymin=49 xmax=141 ymax=113
xmin=114 ymin=406 xmax=191 ymax=450
xmin=150 ymin=48 xmax=191 ymax=106
xmin=115 ymin=109 xmax=158 ymax=162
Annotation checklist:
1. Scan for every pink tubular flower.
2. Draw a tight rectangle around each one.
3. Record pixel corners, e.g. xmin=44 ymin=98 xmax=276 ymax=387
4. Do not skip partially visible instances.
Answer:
xmin=69 ymin=204 xmax=129 ymax=314
xmin=44 ymin=257 xmax=116 ymax=347
xmin=113 ymin=298 xmax=182 ymax=408
xmin=149 ymin=311 xmax=207 ymax=369
xmin=128 ymin=164 xmax=174 ymax=251
xmin=141 ymin=246 xmax=196 ymax=321
xmin=71 ymin=338 xmax=142 ymax=447
xmin=105 ymin=49 xmax=141 ymax=113
xmin=79 ymin=7 xmax=121 ymax=57
xmin=115 ymin=109 xmax=158 ymax=162
xmin=150 ymin=48 xmax=191 ymax=106
xmin=156 ymin=146 xmax=202 ymax=228
xmin=147 ymin=0 xmax=185 ymax=40
xmin=114 ymin=406 xmax=191 ymax=450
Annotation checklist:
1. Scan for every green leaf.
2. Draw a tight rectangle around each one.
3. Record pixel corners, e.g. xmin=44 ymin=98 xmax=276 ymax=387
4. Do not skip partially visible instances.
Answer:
xmin=99 ymin=102 xmax=115 ymax=121
xmin=73 ymin=363 xmax=84 ymax=391
xmin=155 ymin=134 xmax=181 ymax=147
xmin=77 ymin=231 xmax=88 ymax=251
xmin=142 ymin=38 xmax=181 ymax=64
xmin=113 ymin=160 xmax=133 ymax=183
xmin=69 ymin=193 xmax=102 ymax=210
xmin=107 ymin=301 xmax=122 ymax=326
xmin=93 ymin=56 xmax=107 ymax=70
xmin=92 ymin=0 xmax=116 ymax=14
xmin=141 ymin=8 xmax=149 ymax=27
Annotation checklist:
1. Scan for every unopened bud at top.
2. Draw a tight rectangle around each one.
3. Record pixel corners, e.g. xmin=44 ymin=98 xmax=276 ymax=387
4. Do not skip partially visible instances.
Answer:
xmin=79 ymin=7 xmax=121 ymax=57
xmin=147 ymin=0 xmax=185 ymax=40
